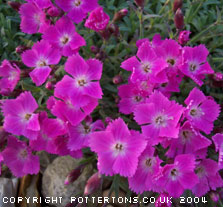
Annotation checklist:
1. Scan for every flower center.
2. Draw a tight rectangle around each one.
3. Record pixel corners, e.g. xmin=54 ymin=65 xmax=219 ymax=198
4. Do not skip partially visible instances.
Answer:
xmin=134 ymin=95 xmax=142 ymax=102
xmin=190 ymin=109 xmax=197 ymax=116
xmin=170 ymin=168 xmax=179 ymax=180
xmin=60 ymin=35 xmax=70 ymax=45
xmin=145 ymin=158 xmax=152 ymax=167
xmin=195 ymin=166 xmax=205 ymax=178
xmin=167 ymin=58 xmax=175 ymax=66
xmin=37 ymin=59 xmax=47 ymax=67
xmin=161 ymin=83 xmax=168 ymax=88
xmin=78 ymin=79 xmax=87 ymax=87
xmin=141 ymin=63 xmax=151 ymax=73
xmin=155 ymin=116 xmax=165 ymax=125
xmin=115 ymin=143 xmax=123 ymax=151
xmin=19 ymin=149 xmax=28 ymax=159
xmin=84 ymin=125 xmax=91 ymax=134
xmin=189 ymin=63 xmax=197 ymax=72
xmin=74 ymin=0 xmax=82 ymax=7
xmin=25 ymin=113 xmax=32 ymax=121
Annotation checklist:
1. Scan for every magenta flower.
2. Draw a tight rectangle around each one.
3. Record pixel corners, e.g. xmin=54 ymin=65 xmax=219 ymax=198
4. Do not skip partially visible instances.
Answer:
xmin=155 ymin=154 xmax=198 ymax=198
xmin=212 ymin=133 xmax=223 ymax=169
xmin=118 ymin=80 xmax=153 ymax=115
xmin=68 ymin=119 xmax=104 ymax=151
xmin=192 ymin=159 xmax=223 ymax=197
xmin=89 ymin=118 xmax=147 ymax=177
xmin=29 ymin=112 xmax=67 ymax=153
xmin=85 ymin=7 xmax=110 ymax=32
xmin=51 ymin=134 xmax=83 ymax=158
xmin=22 ymin=40 xmax=61 ymax=86
xmin=56 ymin=0 xmax=98 ymax=24
xmin=184 ymin=88 xmax=220 ymax=134
xmin=42 ymin=16 xmax=86 ymax=57
xmin=134 ymin=91 xmax=184 ymax=144
xmin=0 ymin=60 xmax=20 ymax=96
xmin=2 ymin=91 xmax=40 ymax=140
xmin=54 ymin=54 xmax=103 ymax=101
xmin=50 ymin=93 xmax=98 ymax=126
xmin=180 ymin=45 xmax=214 ymax=86
xmin=154 ymin=39 xmax=182 ymax=77
xmin=128 ymin=145 xmax=162 ymax=194
xmin=1 ymin=136 xmax=40 ymax=177
xmin=121 ymin=41 xmax=168 ymax=83
xmin=165 ymin=121 xmax=211 ymax=158
xmin=19 ymin=2 xmax=50 ymax=34
xmin=26 ymin=0 xmax=52 ymax=9
xmin=178 ymin=30 xmax=191 ymax=45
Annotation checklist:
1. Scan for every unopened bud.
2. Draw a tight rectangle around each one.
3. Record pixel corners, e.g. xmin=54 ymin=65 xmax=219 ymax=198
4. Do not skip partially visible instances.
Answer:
xmin=113 ymin=9 xmax=128 ymax=22
xmin=108 ymin=23 xmax=119 ymax=37
xmin=214 ymin=72 xmax=223 ymax=81
xmin=174 ymin=8 xmax=184 ymax=30
xmin=173 ymin=0 xmax=183 ymax=13
xmin=45 ymin=82 xmax=54 ymax=90
xmin=84 ymin=172 xmax=102 ymax=196
xmin=8 ymin=1 xmax=21 ymax=12
xmin=178 ymin=30 xmax=191 ymax=45
xmin=90 ymin=46 xmax=99 ymax=54
xmin=16 ymin=45 xmax=28 ymax=54
xmin=112 ymin=74 xmax=123 ymax=85
xmin=210 ymin=191 xmax=219 ymax=202
xmin=134 ymin=0 xmax=144 ymax=8
xmin=64 ymin=165 xmax=84 ymax=185
xmin=105 ymin=117 xmax=113 ymax=125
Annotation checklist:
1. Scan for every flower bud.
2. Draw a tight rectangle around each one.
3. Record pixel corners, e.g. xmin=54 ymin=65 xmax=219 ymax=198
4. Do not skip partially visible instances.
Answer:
xmin=45 ymin=81 xmax=54 ymax=90
xmin=210 ymin=191 xmax=219 ymax=202
xmin=90 ymin=46 xmax=99 ymax=54
xmin=173 ymin=0 xmax=183 ymax=13
xmin=64 ymin=165 xmax=84 ymax=185
xmin=84 ymin=172 xmax=102 ymax=196
xmin=178 ymin=30 xmax=191 ymax=45
xmin=105 ymin=117 xmax=112 ymax=125
xmin=134 ymin=0 xmax=144 ymax=8
xmin=8 ymin=1 xmax=21 ymax=12
xmin=214 ymin=72 xmax=223 ymax=81
xmin=113 ymin=74 xmax=123 ymax=85
xmin=113 ymin=9 xmax=128 ymax=22
xmin=16 ymin=45 xmax=28 ymax=54
xmin=174 ymin=8 xmax=184 ymax=30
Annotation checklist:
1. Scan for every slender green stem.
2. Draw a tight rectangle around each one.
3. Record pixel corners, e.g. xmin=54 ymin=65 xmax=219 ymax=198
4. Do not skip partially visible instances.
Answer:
xmin=138 ymin=8 xmax=144 ymax=39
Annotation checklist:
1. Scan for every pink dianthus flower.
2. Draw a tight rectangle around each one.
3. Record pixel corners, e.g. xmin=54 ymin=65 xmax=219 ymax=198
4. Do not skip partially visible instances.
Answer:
xmin=134 ymin=90 xmax=184 ymax=145
xmin=155 ymin=154 xmax=198 ymax=198
xmin=42 ymin=16 xmax=86 ymax=57
xmin=0 ymin=60 xmax=20 ymax=96
xmin=180 ymin=45 xmax=214 ymax=86
xmin=1 ymin=136 xmax=40 ymax=177
xmin=192 ymin=159 xmax=223 ymax=197
xmin=184 ymin=88 xmax=220 ymax=134
xmin=90 ymin=118 xmax=147 ymax=177
xmin=56 ymin=0 xmax=98 ymax=24
xmin=19 ymin=2 xmax=50 ymax=34
xmin=2 ymin=91 xmax=40 ymax=140
xmin=22 ymin=40 xmax=61 ymax=86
